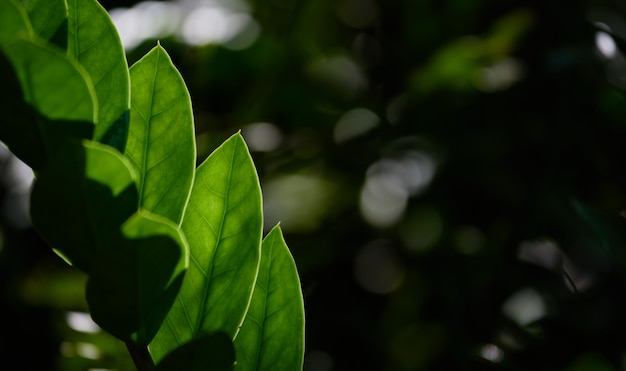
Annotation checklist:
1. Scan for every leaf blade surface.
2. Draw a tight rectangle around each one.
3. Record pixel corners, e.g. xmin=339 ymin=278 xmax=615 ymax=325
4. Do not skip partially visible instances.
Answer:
xmin=86 ymin=210 xmax=188 ymax=345
xmin=234 ymin=225 xmax=305 ymax=370
xmin=19 ymin=0 xmax=68 ymax=49
xmin=126 ymin=45 xmax=195 ymax=225
xmin=149 ymin=133 xmax=262 ymax=363
xmin=67 ymin=0 xmax=130 ymax=151
xmin=0 ymin=37 xmax=96 ymax=170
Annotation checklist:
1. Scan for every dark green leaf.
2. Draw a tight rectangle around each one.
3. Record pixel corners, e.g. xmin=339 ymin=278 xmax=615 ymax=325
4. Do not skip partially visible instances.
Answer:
xmin=126 ymin=44 xmax=196 ymax=225
xmin=149 ymin=133 xmax=262 ymax=363
xmin=30 ymin=139 xmax=137 ymax=273
xmin=0 ymin=0 xmax=33 ymax=46
xmin=86 ymin=210 xmax=188 ymax=345
xmin=234 ymin=225 xmax=305 ymax=370
xmin=67 ymin=0 xmax=131 ymax=151
xmin=0 ymin=37 xmax=95 ymax=170
xmin=19 ymin=0 xmax=68 ymax=49
xmin=155 ymin=332 xmax=235 ymax=371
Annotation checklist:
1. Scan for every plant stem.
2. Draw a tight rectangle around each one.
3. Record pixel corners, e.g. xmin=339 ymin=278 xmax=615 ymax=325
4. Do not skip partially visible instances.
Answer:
xmin=126 ymin=342 xmax=156 ymax=371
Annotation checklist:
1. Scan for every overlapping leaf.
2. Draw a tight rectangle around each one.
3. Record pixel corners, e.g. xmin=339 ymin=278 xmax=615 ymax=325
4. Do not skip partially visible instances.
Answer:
xmin=155 ymin=332 xmax=235 ymax=371
xmin=19 ymin=0 xmax=68 ymax=49
xmin=67 ymin=0 xmax=131 ymax=151
xmin=87 ymin=210 xmax=188 ymax=345
xmin=234 ymin=225 xmax=305 ymax=370
xmin=31 ymin=139 xmax=189 ymax=345
xmin=126 ymin=45 xmax=195 ymax=225
xmin=0 ymin=0 xmax=33 ymax=46
xmin=149 ymin=133 xmax=262 ymax=363
xmin=0 ymin=38 xmax=95 ymax=170
xmin=30 ymin=140 xmax=137 ymax=272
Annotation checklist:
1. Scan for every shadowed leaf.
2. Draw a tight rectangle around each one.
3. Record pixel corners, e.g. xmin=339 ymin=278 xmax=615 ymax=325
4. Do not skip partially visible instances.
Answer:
xmin=67 ymin=0 xmax=130 ymax=151
xmin=0 ymin=38 xmax=96 ymax=171
xmin=155 ymin=332 xmax=235 ymax=371
xmin=19 ymin=0 xmax=68 ymax=49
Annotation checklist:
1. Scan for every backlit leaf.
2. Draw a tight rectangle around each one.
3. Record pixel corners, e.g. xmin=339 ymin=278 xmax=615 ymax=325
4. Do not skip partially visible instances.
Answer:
xmin=19 ymin=0 xmax=68 ymax=49
xmin=0 ymin=38 xmax=95 ymax=170
xmin=0 ymin=0 xmax=33 ymax=46
xmin=149 ymin=133 xmax=262 ymax=363
xmin=126 ymin=45 xmax=195 ymax=225
xmin=67 ymin=0 xmax=130 ymax=151
xmin=234 ymin=225 xmax=305 ymax=370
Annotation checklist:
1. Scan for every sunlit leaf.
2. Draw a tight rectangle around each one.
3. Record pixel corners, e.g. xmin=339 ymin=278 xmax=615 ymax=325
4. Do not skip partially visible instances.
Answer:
xmin=149 ymin=133 xmax=262 ymax=363
xmin=87 ymin=210 xmax=188 ymax=345
xmin=155 ymin=332 xmax=235 ymax=371
xmin=0 ymin=38 xmax=95 ymax=170
xmin=19 ymin=0 xmax=68 ymax=49
xmin=67 ymin=0 xmax=130 ymax=151
xmin=234 ymin=225 xmax=305 ymax=370
xmin=125 ymin=45 xmax=195 ymax=225
xmin=0 ymin=0 xmax=33 ymax=46
xmin=30 ymin=140 xmax=137 ymax=273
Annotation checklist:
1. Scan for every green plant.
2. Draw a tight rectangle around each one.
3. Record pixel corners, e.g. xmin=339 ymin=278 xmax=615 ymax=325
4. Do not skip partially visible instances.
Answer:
xmin=0 ymin=0 xmax=305 ymax=369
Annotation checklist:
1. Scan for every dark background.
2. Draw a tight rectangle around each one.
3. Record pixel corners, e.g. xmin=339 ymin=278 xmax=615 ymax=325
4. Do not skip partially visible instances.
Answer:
xmin=4 ymin=0 xmax=626 ymax=370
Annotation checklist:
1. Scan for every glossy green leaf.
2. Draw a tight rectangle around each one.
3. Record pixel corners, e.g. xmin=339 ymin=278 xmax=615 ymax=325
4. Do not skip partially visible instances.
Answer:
xmin=0 ymin=0 xmax=33 ymax=46
xmin=19 ymin=0 xmax=68 ymax=49
xmin=155 ymin=332 xmax=235 ymax=371
xmin=30 ymin=139 xmax=137 ymax=273
xmin=0 ymin=37 xmax=95 ymax=170
xmin=234 ymin=225 xmax=305 ymax=370
xmin=126 ymin=45 xmax=195 ymax=225
xmin=67 ymin=0 xmax=131 ymax=151
xmin=149 ymin=133 xmax=262 ymax=363
xmin=87 ymin=210 xmax=188 ymax=345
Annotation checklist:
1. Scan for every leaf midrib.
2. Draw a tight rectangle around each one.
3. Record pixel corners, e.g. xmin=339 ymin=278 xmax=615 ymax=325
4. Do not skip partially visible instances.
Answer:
xmin=195 ymin=145 xmax=236 ymax=334
xmin=251 ymin=237 xmax=274 ymax=369
xmin=138 ymin=49 xmax=160 ymax=205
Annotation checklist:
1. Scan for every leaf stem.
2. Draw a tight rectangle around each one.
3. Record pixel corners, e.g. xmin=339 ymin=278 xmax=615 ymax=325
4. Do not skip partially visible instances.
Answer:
xmin=126 ymin=342 xmax=156 ymax=371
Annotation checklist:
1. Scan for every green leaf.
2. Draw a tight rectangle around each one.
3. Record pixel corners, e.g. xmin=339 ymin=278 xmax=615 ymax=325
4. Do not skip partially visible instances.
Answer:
xmin=86 ymin=210 xmax=188 ymax=345
xmin=0 ymin=37 xmax=96 ymax=170
xmin=0 ymin=0 xmax=33 ymax=46
xmin=155 ymin=332 xmax=235 ymax=371
xmin=30 ymin=139 xmax=137 ymax=273
xmin=31 ymin=139 xmax=189 ymax=345
xmin=0 ymin=48 xmax=44 ymax=169
xmin=19 ymin=0 xmax=68 ymax=49
xmin=0 ymin=36 xmax=96 ymax=166
xmin=125 ymin=44 xmax=196 ymax=225
xmin=149 ymin=133 xmax=263 ymax=363
xmin=67 ymin=0 xmax=131 ymax=152
xmin=234 ymin=225 xmax=305 ymax=370
xmin=3 ymin=37 xmax=96 ymax=122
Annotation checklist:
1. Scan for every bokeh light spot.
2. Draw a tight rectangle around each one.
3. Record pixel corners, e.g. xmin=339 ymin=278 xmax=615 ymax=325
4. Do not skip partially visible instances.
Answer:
xmin=353 ymin=240 xmax=405 ymax=294
xmin=502 ymin=287 xmax=547 ymax=326
xmin=360 ymin=151 xmax=436 ymax=228
xmin=66 ymin=311 xmax=101 ymax=334
xmin=242 ymin=122 xmax=282 ymax=152
xmin=595 ymin=29 xmax=617 ymax=59
xmin=479 ymin=343 xmax=504 ymax=363
xmin=263 ymin=174 xmax=336 ymax=233
xmin=333 ymin=107 xmax=379 ymax=143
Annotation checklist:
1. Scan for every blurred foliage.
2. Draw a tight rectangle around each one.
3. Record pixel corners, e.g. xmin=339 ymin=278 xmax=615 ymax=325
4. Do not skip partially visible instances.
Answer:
xmin=5 ymin=0 xmax=626 ymax=370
